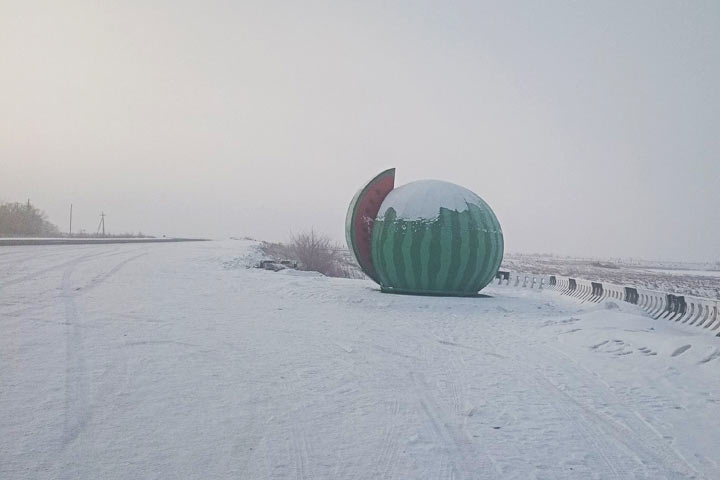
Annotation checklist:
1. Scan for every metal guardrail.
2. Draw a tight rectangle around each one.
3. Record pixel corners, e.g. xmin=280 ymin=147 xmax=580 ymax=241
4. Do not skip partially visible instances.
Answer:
xmin=494 ymin=270 xmax=720 ymax=337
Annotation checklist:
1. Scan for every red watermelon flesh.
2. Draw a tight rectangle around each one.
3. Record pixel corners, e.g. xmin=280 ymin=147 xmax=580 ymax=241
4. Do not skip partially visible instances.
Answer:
xmin=345 ymin=168 xmax=395 ymax=283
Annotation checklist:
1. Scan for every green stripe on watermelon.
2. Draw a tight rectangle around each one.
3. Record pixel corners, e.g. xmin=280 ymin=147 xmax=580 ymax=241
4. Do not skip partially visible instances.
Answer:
xmin=371 ymin=215 xmax=387 ymax=286
xmin=426 ymin=219 xmax=442 ymax=291
xmin=476 ymin=204 xmax=503 ymax=290
xmin=401 ymin=223 xmax=416 ymax=291
xmin=418 ymin=222 xmax=433 ymax=289
xmin=458 ymin=209 xmax=480 ymax=290
xmin=435 ymin=208 xmax=453 ymax=291
xmin=451 ymin=210 xmax=471 ymax=292
xmin=381 ymin=209 xmax=399 ymax=288
xmin=445 ymin=209 xmax=463 ymax=291
xmin=393 ymin=222 xmax=408 ymax=290
xmin=466 ymin=205 xmax=490 ymax=291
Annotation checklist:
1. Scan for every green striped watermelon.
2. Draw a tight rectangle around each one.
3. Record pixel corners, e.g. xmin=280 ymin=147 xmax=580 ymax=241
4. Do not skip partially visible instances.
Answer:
xmin=370 ymin=180 xmax=503 ymax=296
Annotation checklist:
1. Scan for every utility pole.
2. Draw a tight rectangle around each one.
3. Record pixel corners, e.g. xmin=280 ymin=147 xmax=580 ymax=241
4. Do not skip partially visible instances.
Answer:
xmin=97 ymin=211 xmax=106 ymax=236
xmin=69 ymin=204 xmax=73 ymax=237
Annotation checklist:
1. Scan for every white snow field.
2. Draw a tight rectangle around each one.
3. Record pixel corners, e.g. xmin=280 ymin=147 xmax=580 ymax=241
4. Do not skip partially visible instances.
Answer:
xmin=2 ymin=240 xmax=719 ymax=480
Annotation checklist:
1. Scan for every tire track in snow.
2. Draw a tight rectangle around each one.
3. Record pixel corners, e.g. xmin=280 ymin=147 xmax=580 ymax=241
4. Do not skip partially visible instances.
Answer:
xmin=410 ymin=370 xmax=495 ymax=480
xmin=0 ymin=248 xmax=68 ymax=276
xmin=322 ymin=336 xmax=403 ymax=479
xmin=528 ymin=341 xmax=701 ymax=478
xmin=428 ymin=329 xmax=503 ymax=479
xmin=0 ymin=249 xmax=118 ymax=290
xmin=2 ymin=249 xmax=145 ymax=321
xmin=273 ymin=369 xmax=312 ymax=480
xmin=358 ymin=318 xmax=500 ymax=479
xmin=371 ymin=399 xmax=401 ymax=480
xmin=470 ymin=328 xmax=631 ymax=479
xmin=58 ymin=249 xmax=146 ymax=451
xmin=438 ymin=313 xmax=644 ymax=479
xmin=8 ymin=247 xmax=145 ymax=479
xmin=60 ymin=258 xmax=89 ymax=449
xmin=530 ymin=371 xmax=631 ymax=479
xmin=79 ymin=251 xmax=147 ymax=294
xmin=485 ymin=318 xmax=701 ymax=479
xmin=290 ymin=425 xmax=310 ymax=480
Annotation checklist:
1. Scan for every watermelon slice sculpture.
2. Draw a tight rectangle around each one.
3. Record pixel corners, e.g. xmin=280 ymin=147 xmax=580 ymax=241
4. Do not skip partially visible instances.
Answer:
xmin=345 ymin=168 xmax=396 ymax=283
xmin=346 ymin=170 xmax=503 ymax=296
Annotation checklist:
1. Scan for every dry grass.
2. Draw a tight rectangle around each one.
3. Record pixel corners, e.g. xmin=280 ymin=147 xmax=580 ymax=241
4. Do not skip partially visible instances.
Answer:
xmin=260 ymin=230 xmax=364 ymax=278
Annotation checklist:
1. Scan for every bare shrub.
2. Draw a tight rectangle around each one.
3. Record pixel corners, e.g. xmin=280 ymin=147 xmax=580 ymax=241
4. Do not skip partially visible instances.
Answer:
xmin=288 ymin=230 xmax=341 ymax=276
xmin=259 ymin=230 xmax=364 ymax=278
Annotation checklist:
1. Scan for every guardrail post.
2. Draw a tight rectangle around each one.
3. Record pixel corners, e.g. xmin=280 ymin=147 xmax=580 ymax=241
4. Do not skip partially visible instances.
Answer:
xmin=624 ymin=287 xmax=638 ymax=304
xmin=673 ymin=296 xmax=687 ymax=321
xmin=566 ymin=278 xmax=577 ymax=297
xmin=590 ymin=282 xmax=602 ymax=303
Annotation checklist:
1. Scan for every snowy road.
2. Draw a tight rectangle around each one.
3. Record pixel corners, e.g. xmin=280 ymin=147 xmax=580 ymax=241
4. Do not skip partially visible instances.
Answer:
xmin=1 ymin=241 xmax=719 ymax=479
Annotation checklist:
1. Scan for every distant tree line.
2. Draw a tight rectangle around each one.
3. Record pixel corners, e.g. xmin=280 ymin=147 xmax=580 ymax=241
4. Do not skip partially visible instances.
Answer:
xmin=0 ymin=201 xmax=60 ymax=237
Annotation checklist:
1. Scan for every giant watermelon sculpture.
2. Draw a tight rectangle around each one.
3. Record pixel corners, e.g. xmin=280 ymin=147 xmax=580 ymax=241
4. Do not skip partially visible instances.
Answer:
xmin=346 ymin=169 xmax=503 ymax=296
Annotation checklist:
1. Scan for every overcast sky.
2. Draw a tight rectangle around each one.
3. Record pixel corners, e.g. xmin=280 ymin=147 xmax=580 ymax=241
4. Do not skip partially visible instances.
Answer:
xmin=1 ymin=1 xmax=718 ymax=261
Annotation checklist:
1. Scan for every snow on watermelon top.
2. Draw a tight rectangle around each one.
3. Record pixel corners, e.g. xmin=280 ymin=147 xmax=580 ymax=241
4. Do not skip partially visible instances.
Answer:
xmin=377 ymin=180 xmax=486 ymax=221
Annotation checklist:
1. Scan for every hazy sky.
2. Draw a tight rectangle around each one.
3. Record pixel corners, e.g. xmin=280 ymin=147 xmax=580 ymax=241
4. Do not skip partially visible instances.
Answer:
xmin=1 ymin=1 xmax=718 ymax=261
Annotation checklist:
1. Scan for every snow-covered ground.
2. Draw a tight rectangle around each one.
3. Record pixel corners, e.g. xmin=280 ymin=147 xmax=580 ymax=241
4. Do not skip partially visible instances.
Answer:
xmin=1 ymin=240 xmax=719 ymax=479
xmin=502 ymin=253 xmax=720 ymax=300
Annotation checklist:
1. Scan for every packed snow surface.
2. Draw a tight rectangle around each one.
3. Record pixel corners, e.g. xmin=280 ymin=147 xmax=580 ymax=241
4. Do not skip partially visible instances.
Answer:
xmin=378 ymin=180 xmax=488 ymax=220
xmin=2 ymin=240 xmax=720 ymax=479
